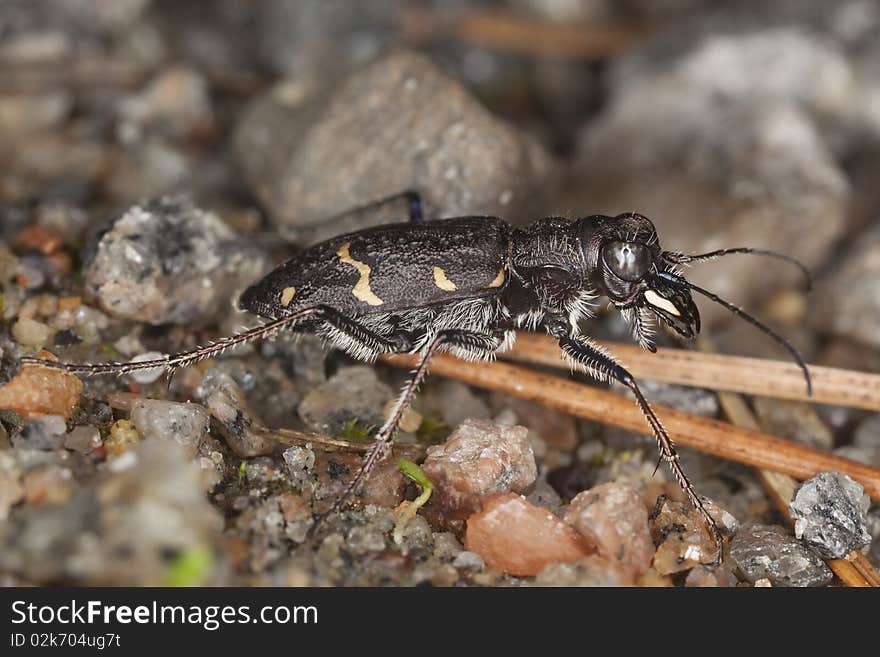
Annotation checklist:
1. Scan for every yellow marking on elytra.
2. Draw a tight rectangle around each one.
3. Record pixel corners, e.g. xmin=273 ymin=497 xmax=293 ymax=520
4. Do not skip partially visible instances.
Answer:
xmin=644 ymin=289 xmax=681 ymax=316
xmin=433 ymin=266 xmax=457 ymax=291
xmin=280 ymin=286 xmax=296 ymax=307
xmin=337 ymin=242 xmax=384 ymax=306
xmin=487 ymin=267 xmax=505 ymax=288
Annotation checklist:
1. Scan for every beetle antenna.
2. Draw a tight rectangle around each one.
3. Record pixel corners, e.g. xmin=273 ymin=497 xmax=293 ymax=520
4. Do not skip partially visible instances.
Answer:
xmin=664 ymin=248 xmax=811 ymax=290
xmin=659 ymin=272 xmax=812 ymax=396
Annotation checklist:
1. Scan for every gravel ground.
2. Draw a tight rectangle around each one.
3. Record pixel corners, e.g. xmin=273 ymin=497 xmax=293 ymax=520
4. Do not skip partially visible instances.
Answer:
xmin=1 ymin=0 xmax=879 ymax=587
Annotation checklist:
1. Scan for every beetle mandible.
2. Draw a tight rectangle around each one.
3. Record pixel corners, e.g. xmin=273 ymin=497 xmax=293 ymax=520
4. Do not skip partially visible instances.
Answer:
xmin=22 ymin=192 xmax=813 ymax=560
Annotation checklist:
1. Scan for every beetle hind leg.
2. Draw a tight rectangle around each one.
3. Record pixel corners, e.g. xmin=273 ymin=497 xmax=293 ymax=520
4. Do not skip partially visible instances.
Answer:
xmin=315 ymin=328 xmax=503 ymax=525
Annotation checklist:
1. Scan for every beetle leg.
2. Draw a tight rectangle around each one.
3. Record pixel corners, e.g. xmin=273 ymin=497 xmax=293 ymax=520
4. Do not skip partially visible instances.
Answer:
xmin=329 ymin=189 xmax=424 ymax=225
xmin=319 ymin=329 xmax=501 ymax=520
xmin=19 ymin=305 xmax=406 ymax=377
xmin=552 ymin=329 xmax=724 ymax=564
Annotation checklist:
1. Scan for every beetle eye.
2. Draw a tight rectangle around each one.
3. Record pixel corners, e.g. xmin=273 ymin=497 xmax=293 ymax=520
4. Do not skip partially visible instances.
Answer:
xmin=603 ymin=241 xmax=651 ymax=282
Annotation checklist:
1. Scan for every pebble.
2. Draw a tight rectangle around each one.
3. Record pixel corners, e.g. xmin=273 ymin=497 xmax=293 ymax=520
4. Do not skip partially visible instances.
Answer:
xmin=234 ymin=50 xmax=556 ymax=241
xmin=615 ymin=379 xmax=719 ymax=418
xmin=104 ymin=419 xmax=141 ymax=459
xmin=422 ymin=418 xmax=537 ymax=530
xmin=63 ymin=425 xmax=102 ymax=454
xmin=127 ymin=352 xmax=167 ymax=385
xmin=312 ymin=452 xmax=405 ymax=510
xmin=83 ymin=197 xmax=270 ymax=325
xmin=22 ymin=465 xmax=74 ymax=506
xmin=119 ymin=66 xmax=213 ymax=139
xmin=752 ymin=398 xmax=834 ymax=450
xmin=282 ymin=445 xmax=316 ymax=490
xmin=650 ymin=497 xmax=735 ymax=575
xmin=729 ymin=524 xmax=833 ymax=587
xmin=532 ymin=555 xmax=632 ymax=587
xmin=129 ymin=399 xmax=210 ymax=459
xmin=836 ymin=414 xmax=880 ymax=467
xmin=789 ymin=472 xmax=871 ymax=558
xmin=0 ymin=451 xmax=24 ymax=521
xmin=382 ymin=399 xmax=422 ymax=434
xmin=432 ymin=532 xmax=465 ymax=563
xmin=13 ymin=415 xmax=67 ymax=451
xmin=564 ymin=482 xmax=654 ymax=579
xmin=297 ymin=366 xmax=393 ymax=435
xmin=684 ymin=564 xmax=740 ymax=588
xmin=452 ymin=550 xmax=484 ymax=572
xmin=0 ymin=353 xmax=82 ymax=419
xmin=197 ymin=369 xmax=274 ymax=458
xmin=490 ymin=394 xmax=578 ymax=450
xmin=418 ymin=380 xmax=491 ymax=430
xmin=464 ymin=493 xmax=592 ymax=577
xmin=812 ymin=223 xmax=880 ymax=349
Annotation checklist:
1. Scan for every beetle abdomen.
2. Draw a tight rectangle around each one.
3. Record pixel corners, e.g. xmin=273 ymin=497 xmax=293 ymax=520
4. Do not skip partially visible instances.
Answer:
xmin=239 ymin=216 xmax=511 ymax=319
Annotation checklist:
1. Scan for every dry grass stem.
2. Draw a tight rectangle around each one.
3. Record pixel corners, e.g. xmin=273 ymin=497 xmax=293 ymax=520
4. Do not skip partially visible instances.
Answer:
xmin=506 ymin=333 xmax=880 ymax=411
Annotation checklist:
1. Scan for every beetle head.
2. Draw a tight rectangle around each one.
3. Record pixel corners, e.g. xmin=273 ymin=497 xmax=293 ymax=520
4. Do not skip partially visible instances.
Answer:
xmin=587 ymin=212 xmax=700 ymax=340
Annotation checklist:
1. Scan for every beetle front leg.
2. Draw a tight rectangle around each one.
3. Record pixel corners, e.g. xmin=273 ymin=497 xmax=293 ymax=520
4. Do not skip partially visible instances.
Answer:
xmin=548 ymin=324 xmax=724 ymax=564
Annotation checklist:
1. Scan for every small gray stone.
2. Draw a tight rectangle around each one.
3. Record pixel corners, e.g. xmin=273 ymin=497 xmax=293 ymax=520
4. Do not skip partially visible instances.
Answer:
xmin=84 ymin=197 xmax=270 ymax=325
xmin=789 ymin=472 xmax=871 ymax=559
xmin=854 ymin=413 xmax=880 ymax=450
xmin=63 ymin=425 xmax=102 ymax=454
xmin=297 ymin=366 xmax=393 ymax=434
xmin=197 ymin=369 xmax=274 ymax=458
xmin=432 ymin=532 xmax=464 ymax=563
xmin=836 ymin=414 xmax=880 ymax=467
xmin=452 ymin=550 xmax=484 ymax=572
xmin=532 ymin=555 xmax=631 ymax=587
xmin=254 ymin=0 xmax=401 ymax=79
xmin=234 ymin=50 xmax=556 ymax=242
xmin=752 ymin=398 xmax=834 ymax=450
xmin=127 ymin=352 xmax=167 ymax=385
xmin=129 ymin=399 xmax=210 ymax=458
xmin=282 ymin=445 xmax=316 ymax=490
xmin=13 ymin=415 xmax=67 ymax=451
xmin=418 ymin=379 xmax=491 ymax=430
xmin=812 ymin=223 xmax=880 ymax=349
xmin=729 ymin=524 xmax=833 ymax=587
xmin=0 ymin=451 xmax=23 ymax=521
xmin=615 ymin=379 xmax=719 ymax=417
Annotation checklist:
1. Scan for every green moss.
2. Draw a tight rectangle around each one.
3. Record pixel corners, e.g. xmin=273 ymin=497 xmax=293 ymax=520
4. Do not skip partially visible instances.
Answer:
xmin=415 ymin=414 xmax=448 ymax=445
xmin=340 ymin=418 xmax=374 ymax=441
xmin=100 ymin=343 xmax=120 ymax=357
xmin=162 ymin=545 xmax=213 ymax=587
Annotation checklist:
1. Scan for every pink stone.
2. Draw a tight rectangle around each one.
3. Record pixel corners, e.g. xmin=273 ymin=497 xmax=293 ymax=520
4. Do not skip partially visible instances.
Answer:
xmin=422 ymin=418 xmax=536 ymax=531
xmin=465 ymin=493 xmax=592 ymax=577
xmin=564 ymin=482 xmax=654 ymax=578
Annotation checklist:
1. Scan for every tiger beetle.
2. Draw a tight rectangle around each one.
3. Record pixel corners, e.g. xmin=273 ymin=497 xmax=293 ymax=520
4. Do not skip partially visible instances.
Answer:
xmin=21 ymin=190 xmax=813 ymax=561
